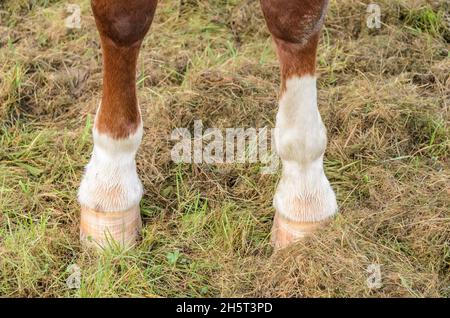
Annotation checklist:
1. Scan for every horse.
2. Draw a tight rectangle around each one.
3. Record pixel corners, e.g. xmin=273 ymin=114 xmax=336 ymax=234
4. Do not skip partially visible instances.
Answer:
xmin=78 ymin=0 xmax=337 ymax=250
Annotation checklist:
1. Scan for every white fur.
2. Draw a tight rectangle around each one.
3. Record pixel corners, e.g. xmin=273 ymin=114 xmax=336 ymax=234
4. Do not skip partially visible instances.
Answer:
xmin=274 ymin=75 xmax=337 ymax=222
xmin=78 ymin=123 xmax=143 ymax=212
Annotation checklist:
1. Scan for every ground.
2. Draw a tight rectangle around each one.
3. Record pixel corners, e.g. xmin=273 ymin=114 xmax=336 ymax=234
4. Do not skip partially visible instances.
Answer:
xmin=0 ymin=0 xmax=449 ymax=297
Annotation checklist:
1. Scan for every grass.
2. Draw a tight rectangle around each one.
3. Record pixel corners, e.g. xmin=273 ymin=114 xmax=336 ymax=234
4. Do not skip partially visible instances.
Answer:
xmin=0 ymin=0 xmax=449 ymax=297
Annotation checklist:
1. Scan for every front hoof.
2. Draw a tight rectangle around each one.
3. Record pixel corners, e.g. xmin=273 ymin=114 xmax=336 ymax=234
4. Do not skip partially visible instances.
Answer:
xmin=80 ymin=205 xmax=142 ymax=250
xmin=270 ymin=213 xmax=328 ymax=251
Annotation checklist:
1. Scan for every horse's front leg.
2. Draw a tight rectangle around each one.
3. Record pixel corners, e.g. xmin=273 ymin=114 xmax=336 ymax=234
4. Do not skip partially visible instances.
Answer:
xmin=260 ymin=0 xmax=338 ymax=250
xmin=78 ymin=0 xmax=158 ymax=249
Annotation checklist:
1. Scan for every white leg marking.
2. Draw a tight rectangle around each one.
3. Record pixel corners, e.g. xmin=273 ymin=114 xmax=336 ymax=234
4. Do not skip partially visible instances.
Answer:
xmin=274 ymin=75 xmax=337 ymax=222
xmin=78 ymin=122 xmax=143 ymax=212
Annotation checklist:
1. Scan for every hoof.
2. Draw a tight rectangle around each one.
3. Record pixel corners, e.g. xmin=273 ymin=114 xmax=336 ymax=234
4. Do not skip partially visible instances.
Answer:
xmin=80 ymin=205 xmax=142 ymax=250
xmin=271 ymin=213 xmax=328 ymax=251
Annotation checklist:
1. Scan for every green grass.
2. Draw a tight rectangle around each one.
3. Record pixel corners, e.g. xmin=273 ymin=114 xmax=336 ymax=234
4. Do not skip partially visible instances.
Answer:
xmin=403 ymin=6 xmax=449 ymax=38
xmin=0 ymin=0 xmax=449 ymax=297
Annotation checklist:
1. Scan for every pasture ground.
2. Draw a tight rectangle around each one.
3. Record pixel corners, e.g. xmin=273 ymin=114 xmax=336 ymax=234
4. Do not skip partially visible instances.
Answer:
xmin=0 ymin=0 xmax=449 ymax=297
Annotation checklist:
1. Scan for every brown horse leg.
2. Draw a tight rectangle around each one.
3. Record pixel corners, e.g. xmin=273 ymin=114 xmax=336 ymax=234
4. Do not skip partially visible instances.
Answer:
xmin=78 ymin=0 xmax=158 ymax=249
xmin=260 ymin=0 xmax=338 ymax=250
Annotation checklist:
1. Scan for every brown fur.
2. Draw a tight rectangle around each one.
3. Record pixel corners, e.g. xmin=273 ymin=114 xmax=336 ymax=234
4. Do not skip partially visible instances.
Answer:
xmin=92 ymin=0 xmax=158 ymax=138
xmin=260 ymin=0 xmax=328 ymax=91
xmin=273 ymin=33 xmax=320 ymax=92
xmin=92 ymin=0 xmax=326 ymax=137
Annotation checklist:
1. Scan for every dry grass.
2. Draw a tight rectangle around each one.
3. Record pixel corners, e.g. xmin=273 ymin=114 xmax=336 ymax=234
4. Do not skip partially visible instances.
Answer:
xmin=0 ymin=0 xmax=449 ymax=297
